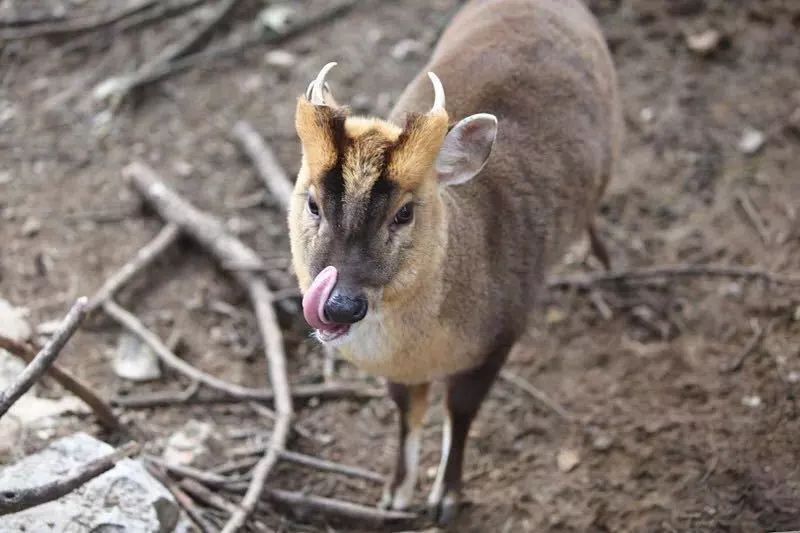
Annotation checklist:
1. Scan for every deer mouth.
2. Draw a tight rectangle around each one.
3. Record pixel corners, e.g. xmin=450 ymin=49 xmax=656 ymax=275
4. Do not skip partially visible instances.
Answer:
xmin=302 ymin=266 xmax=351 ymax=342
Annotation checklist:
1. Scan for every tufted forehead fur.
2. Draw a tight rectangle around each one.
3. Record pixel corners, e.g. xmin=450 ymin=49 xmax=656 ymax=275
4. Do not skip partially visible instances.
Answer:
xmin=295 ymin=98 xmax=449 ymax=198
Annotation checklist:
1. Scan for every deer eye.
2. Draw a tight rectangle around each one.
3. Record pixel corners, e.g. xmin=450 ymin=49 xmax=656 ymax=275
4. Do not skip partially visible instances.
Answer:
xmin=392 ymin=202 xmax=414 ymax=226
xmin=307 ymin=194 xmax=320 ymax=218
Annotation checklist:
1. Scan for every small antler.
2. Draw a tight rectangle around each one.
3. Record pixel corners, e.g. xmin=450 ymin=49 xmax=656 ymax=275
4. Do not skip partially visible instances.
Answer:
xmin=306 ymin=62 xmax=338 ymax=106
xmin=427 ymin=72 xmax=446 ymax=113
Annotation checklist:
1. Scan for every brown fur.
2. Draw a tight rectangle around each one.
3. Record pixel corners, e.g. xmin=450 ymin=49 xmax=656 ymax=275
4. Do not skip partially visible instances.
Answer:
xmin=289 ymin=0 xmax=621 ymax=516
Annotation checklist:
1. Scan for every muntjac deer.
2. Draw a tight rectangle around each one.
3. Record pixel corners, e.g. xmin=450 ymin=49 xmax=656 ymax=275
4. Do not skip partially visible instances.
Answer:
xmin=288 ymin=0 xmax=621 ymax=523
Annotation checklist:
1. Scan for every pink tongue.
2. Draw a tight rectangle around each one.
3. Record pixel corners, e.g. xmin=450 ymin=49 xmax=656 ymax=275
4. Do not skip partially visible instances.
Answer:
xmin=302 ymin=266 xmax=338 ymax=332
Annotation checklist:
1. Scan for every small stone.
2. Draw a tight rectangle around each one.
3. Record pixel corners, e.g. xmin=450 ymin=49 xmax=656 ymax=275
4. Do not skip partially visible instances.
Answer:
xmin=592 ymin=433 xmax=613 ymax=451
xmin=258 ymin=4 xmax=294 ymax=34
xmin=426 ymin=466 xmax=438 ymax=479
xmin=113 ymin=332 xmax=162 ymax=382
xmin=0 ymin=171 xmax=12 ymax=184
xmin=545 ymin=307 xmax=567 ymax=325
xmin=264 ymin=49 xmax=297 ymax=70
xmin=21 ymin=217 xmax=41 ymax=237
xmin=787 ymin=371 xmax=800 ymax=383
xmin=686 ymin=29 xmax=721 ymax=55
xmin=741 ymin=395 xmax=761 ymax=408
xmin=0 ymin=299 xmax=31 ymax=342
xmin=163 ymin=420 xmax=216 ymax=466
xmin=173 ymin=160 xmax=193 ymax=177
xmin=639 ymin=107 xmax=655 ymax=123
xmin=556 ymin=448 xmax=580 ymax=472
xmin=391 ymin=38 xmax=425 ymax=61
xmin=738 ymin=127 xmax=765 ymax=155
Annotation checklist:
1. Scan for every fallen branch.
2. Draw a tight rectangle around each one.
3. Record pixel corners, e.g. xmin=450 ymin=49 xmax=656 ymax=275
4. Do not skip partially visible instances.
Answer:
xmin=721 ymin=319 xmax=766 ymax=373
xmin=499 ymin=370 xmax=574 ymax=422
xmin=0 ymin=0 xmax=157 ymax=40
xmin=87 ymin=223 xmax=180 ymax=313
xmin=0 ymin=298 xmax=88 ymax=419
xmin=0 ymin=334 xmax=120 ymax=431
xmin=0 ymin=441 xmax=140 ymax=515
xmin=547 ymin=265 xmax=800 ymax=290
xmin=118 ymin=0 xmax=208 ymax=33
xmin=97 ymin=0 xmax=359 ymax=103
xmin=231 ymin=121 xmax=293 ymax=210
xmin=262 ymin=488 xmax=417 ymax=527
xmin=180 ymin=478 xmax=239 ymax=514
xmin=111 ymin=381 xmax=383 ymax=408
xmin=145 ymin=456 xmax=243 ymax=489
xmin=124 ymin=161 xmax=294 ymax=531
xmin=103 ymin=300 xmax=275 ymax=402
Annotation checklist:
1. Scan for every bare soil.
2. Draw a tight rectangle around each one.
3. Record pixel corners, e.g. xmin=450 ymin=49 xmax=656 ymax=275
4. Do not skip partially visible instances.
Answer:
xmin=2 ymin=0 xmax=800 ymax=531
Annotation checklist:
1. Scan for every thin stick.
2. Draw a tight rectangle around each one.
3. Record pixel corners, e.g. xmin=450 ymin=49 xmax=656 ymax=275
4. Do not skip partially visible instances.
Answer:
xmin=547 ymin=265 xmax=800 ymax=290
xmin=111 ymin=380 xmax=199 ymax=408
xmin=145 ymin=456 xmax=244 ymax=489
xmin=87 ymin=223 xmax=180 ymax=313
xmin=111 ymin=381 xmax=383 ymax=408
xmin=231 ymin=121 xmax=293 ymax=210
xmin=180 ymin=478 xmax=239 ymax=514
xmin=151 ymin=0 xmax=240 ymax=66
xmin=0 ymin=0 xmax=158 ymax=40
xmin=103 ymin=300 xmax=275 ymax=401
xmin=279 ymin=450 xmax=384 ymax=484
xmin=146 ymin=463 xmax=213 ymax=533
xmin=99 ymin=0 xmax=359 ymax=101
xmin=735 ymin=191 xmax=771 ymax=245
xmin=0 ymin=298 xmax=88 ymax=419
xmin=118 ymin=0 xmax=208 ymax=33
xmin=499 ymin=370 xmax=574 ymax=422
xmin=262 ymin=488 xmax=417 ymax=526
xmin=0 ymin=335 xmax=120 ymax=431
xmin=720 ymin=319 xmax=765 ymax=373
xmin=0 ymin=441 xmax=140 ymax=515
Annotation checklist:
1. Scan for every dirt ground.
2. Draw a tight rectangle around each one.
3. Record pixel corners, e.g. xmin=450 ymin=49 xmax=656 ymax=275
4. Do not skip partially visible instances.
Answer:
xmin=2 ymin=0 xmax=800 ymax=531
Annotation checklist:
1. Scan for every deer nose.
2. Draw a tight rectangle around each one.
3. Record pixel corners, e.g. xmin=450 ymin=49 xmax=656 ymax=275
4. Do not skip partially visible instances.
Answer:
xmin=323 ymin=289 xmax=368 ymax=324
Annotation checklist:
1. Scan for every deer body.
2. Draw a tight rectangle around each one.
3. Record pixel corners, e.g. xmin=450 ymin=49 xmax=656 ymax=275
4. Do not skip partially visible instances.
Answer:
xmin=289 ymin=0 xmax=620 ymax=522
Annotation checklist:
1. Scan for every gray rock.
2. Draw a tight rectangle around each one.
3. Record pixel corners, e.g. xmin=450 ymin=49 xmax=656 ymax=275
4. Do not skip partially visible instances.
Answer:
xmin=738 ymin=127 xmax=765 ymax=155
xmin=0 ymin=433 xmax=180 ymax=532
xmin=114 ymin=332 xmax=162 ymax=382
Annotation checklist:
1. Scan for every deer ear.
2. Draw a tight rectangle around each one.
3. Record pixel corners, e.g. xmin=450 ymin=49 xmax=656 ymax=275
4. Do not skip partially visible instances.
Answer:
xmin=435 ymin=113 xmax=497 ymax=186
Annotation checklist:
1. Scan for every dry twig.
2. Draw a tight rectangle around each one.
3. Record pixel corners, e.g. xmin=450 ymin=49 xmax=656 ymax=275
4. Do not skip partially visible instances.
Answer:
xmin=180 ymin=478 xmax=239 ymax=514
xmin=0 ymin=334 xmax=120 ymax=431
xmin=0 ymin=298 xmax=88 ymax=419
xmin=98 ymin=0 xmax=359 ymax=102
xmin=261 ymin=488 xmax=417 ymax=526
xmin=499 ymin=370 xmax=574 ymax=422
xmin=548 ymin=264 xmax=800 ymax=290
xmin=88 ymin=223 xmax=180 ymax=313
xmin=103 ymin=300 xmax=276 ymax=401
xmin=231 ymin=121 xmax=293 ymax=210
xmin=720 ymin=319 xmax=766 ymax=373
xmin=0 ymin=441 xmax=140 ymax=515
xmin=0 ymin=0 xmax=157 ymax=40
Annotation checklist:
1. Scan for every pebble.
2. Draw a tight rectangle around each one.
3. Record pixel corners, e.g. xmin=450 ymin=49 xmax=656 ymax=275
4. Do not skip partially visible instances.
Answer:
xmin=686 ymin=29 xmax=721 ymax=55
xmin=556 ymin=448 xmax=581 ymax=472
xmin=741 ymin=395 xmax=762 ymax=408
xmin=163 ymin=420 xmax=217 ymax=466
xmin=264 ymin=49 xmax=297 ymax=70
xmin=592 ymin=433 xmax=613 ymax=451
xmin=0 ymin=299 xmax=32 ymax=342
xmin=258 ymin=4 xmax=294 ymax=34
xmin=21 ymin=217 xmax=42 ymax=237
xmin=113 ymin=332 xmax=162 ymax=382
xmin=0 ymin=171 xmax=12 ymax=184
xmin=738 ymin=127 xmax=765 ymax=155
xmin=391 ymin=38 xmax=425 ymax=61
